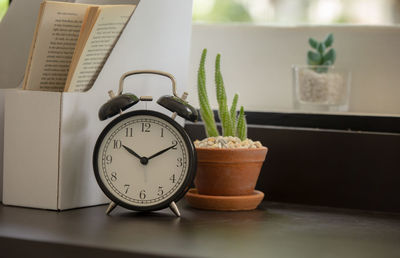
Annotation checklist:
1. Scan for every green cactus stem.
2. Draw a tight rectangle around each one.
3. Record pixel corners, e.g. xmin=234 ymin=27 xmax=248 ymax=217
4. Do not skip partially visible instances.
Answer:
xmin=215 ymin=54 xmax=234 ymax=136
xmin=307 ymin=33 xmax=336 ymax=73
xmin=236 ymin=106 xmax=247 ymax=141
xmin=197 ymin=49 xmax=219 ymax=137
xmin=230 ymin=93 xmax=239 ymax=133
xmin=197 ymin=48 xmax=248 ymax=140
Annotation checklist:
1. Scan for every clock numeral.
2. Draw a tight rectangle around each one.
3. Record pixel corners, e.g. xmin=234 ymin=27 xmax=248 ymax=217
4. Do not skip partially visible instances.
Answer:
xmin=113 ymin=140 xmax=122 ymax=149
xmin=124 ymin=184 xmax=130 ymax=194
xmin=157 ymin=186 xmax=164 ymax=196
xmin=139 ymin=189 xmax=146 ymax=199
xmin=106 ymin=155 xmax=113 ymax=164
xmin=176 ymin=157 xmax=183 ymax=167
xmin=170 ymin=174 xmax=176 ymax=183
xmin=125 ymin=127 xmax=133 ymax=137
xmin=172 ymin=140 xmax=178 ymax=150
xmin=141 ymin=123 xmax=151 ymax=132
xmin=160 ymin=128 xmax=164 ymax=137
xmin=111 ymin=172 xmax=117 ymax=182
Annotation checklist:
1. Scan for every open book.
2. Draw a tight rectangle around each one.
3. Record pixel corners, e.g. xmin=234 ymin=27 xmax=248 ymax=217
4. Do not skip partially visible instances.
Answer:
xmin=23 ymin=1 xmax=136 ymax=92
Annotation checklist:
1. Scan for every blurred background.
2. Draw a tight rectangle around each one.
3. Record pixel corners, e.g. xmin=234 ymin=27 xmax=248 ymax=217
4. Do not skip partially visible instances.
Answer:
xmin=0 ymin=0 xmax=8 ymax=21
xmin=193 ymin=0 xmax=400 ymax=25
xmin=2 ymin=0 xmax=400 ymax=24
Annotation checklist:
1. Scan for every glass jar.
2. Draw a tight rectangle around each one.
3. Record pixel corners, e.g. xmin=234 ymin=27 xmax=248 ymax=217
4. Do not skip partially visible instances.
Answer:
xmin=292 ymin=65 xmax=351 ymax=112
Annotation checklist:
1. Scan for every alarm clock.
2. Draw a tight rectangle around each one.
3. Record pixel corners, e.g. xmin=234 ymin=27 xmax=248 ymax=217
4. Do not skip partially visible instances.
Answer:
xmin=93 ymin=70 xmax=198 ymax=217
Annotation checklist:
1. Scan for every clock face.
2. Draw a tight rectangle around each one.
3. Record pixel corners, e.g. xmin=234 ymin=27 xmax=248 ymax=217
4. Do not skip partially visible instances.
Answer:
xmin=93 ymin=110 xmax=196 ymax=211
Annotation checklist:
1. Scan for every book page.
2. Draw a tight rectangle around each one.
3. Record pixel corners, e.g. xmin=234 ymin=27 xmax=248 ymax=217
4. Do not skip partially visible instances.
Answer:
xmin=63 ymin=6 xmax=101 ymax=91
xmin=23 ymin=1 xmax=89 ymax=91
xmin=64 ymin=5 xmax=136 ymax=92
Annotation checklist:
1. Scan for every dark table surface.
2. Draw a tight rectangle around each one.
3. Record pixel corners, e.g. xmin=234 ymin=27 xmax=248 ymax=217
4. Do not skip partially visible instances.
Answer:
xmin=0 ymin=201 xmax=400 ymax=258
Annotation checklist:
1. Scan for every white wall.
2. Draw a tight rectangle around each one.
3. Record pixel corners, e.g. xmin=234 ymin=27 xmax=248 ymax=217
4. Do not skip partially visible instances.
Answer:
xmin=188 ymin=24 xmax=400 ymax=115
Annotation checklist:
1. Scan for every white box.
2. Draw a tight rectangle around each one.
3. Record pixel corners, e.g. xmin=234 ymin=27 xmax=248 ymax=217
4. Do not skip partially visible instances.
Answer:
xmin=2 ymin=0 xmax=193 ymax=210
xmin=0 ymin=89 xmax=7 ymax=202
xmin=3 ymin=90 xmax=110 ymax=210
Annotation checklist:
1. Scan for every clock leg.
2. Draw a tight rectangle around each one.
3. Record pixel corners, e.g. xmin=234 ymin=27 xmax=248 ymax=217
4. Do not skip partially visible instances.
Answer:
xmin=169 ymin=201 xmax=181 ymax=217
xmin=106 ymin=201 xmax=117 ymax=215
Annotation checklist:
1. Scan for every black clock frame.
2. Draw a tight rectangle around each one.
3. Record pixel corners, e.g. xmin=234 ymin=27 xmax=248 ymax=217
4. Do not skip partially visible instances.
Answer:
xmin=93 ymin=110 xmax=197 ymax=212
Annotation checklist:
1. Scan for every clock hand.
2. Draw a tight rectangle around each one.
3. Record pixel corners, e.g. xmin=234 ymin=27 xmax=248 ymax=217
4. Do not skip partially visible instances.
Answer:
xmin=122 ymin=145 xmax=149 ymax=165
xmin=148 ymin=143 xmax=178 ymax=160
xmin=122 ymin=145 xmax=143 ymax=160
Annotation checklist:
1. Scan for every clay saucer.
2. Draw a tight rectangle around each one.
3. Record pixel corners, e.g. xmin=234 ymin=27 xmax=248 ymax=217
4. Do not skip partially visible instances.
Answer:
xmin=185 ymin=188 xmax=264 ymax=211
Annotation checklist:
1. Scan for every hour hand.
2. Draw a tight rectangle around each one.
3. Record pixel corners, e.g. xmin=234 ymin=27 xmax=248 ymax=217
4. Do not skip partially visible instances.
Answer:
xmin=122 ymin=145 xmax=142 ymax=160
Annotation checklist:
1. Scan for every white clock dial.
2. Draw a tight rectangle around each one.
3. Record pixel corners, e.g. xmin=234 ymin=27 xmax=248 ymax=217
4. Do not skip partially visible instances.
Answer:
xmin=95 ymin=112 xmax=192 ymax=209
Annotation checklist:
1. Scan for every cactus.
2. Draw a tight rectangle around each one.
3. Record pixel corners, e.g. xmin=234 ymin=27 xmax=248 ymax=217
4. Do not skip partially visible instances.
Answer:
xmin=215 ymin=54 xmax=234 ymax=136
xmin=197 ymin=49 xmax=247 ymax=140
xmin=197 ymin=49 xmax=219 ymax=137
xmin=230 ymin=93 xmax=239 ymax=134
xmin=236 ymin=106 xmax=247 ymax=140
xmin=307 ymin=33 xmax=336 ymax=73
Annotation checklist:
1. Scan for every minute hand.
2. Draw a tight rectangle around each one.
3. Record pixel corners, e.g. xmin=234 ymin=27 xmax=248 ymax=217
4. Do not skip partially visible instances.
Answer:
xmin=148 ymin=144 xmax=177 ymax=160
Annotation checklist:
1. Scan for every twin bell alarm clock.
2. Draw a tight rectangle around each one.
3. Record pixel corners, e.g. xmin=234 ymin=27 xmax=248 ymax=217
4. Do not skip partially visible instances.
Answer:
xmin=93 ymin=70 xmax=198 ymax=217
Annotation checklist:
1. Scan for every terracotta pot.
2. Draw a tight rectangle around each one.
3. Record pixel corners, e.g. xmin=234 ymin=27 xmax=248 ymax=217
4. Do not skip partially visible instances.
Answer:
xmin=194 ymin=147 xmax=268 ymax=196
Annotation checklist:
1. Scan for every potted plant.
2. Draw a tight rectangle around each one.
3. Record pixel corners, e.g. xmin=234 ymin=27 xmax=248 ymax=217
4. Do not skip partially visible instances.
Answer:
xmin=185 ymin=49 xmax=268 ymax=211
xmin=293 ymin=33 xmax=351 ymax=111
